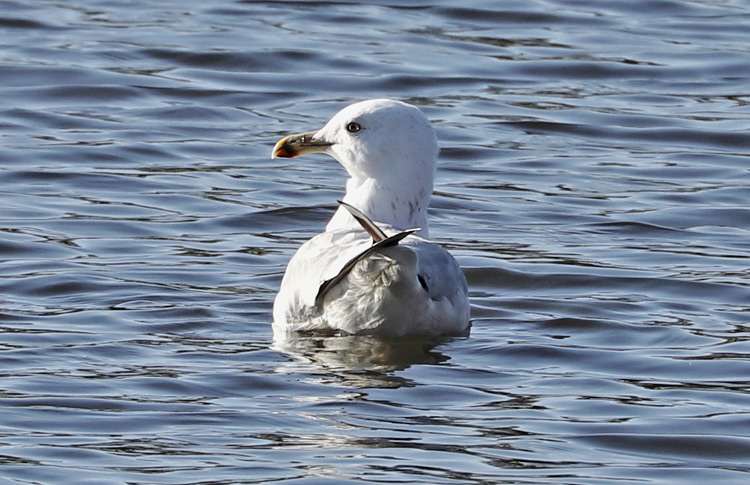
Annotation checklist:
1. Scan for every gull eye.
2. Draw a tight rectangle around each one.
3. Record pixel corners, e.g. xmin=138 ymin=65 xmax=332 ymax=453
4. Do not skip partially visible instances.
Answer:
xmin=346 ymin=122 xmax=362 ymax=134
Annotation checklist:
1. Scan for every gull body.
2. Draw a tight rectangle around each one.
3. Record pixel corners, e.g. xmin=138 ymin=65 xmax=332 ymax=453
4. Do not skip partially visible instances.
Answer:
xmin=272 ymin=99 xmax=470 ymax=337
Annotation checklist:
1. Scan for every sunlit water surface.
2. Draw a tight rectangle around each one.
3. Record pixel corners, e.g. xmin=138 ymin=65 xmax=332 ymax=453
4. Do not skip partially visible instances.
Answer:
xmin=2 ymin=0 xmax=750 ymax=483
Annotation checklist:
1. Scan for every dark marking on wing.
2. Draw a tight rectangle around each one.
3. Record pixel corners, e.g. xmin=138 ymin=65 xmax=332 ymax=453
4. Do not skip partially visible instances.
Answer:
xmin=417 ymin=274 xmax=429 ymax=292
xmin=338 ymin=200 xmax=387 ymax=242
xmin=315 ymin=227 xmax=419 ymax=305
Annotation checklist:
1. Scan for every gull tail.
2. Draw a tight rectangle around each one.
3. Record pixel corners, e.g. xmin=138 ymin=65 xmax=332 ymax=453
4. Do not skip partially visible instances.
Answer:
xmin=315 ymin=201 xmax=420 ymax=304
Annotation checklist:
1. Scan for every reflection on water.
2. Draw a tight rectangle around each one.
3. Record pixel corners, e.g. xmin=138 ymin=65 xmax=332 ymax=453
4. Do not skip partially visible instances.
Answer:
xmin=1 ymin=0 xmax=750 ymax=483
xmin=274 ymin=334 xmax=453 ymax=386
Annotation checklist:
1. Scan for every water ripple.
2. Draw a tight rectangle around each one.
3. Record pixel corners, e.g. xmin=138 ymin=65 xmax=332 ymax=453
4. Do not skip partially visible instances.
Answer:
xmin=1 ymin=0 xmax=749 ymax=483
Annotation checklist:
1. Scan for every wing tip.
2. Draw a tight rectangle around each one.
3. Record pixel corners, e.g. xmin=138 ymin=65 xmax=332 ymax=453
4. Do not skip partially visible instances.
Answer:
xmin=337 ymin=200 xmax=387 ymax=242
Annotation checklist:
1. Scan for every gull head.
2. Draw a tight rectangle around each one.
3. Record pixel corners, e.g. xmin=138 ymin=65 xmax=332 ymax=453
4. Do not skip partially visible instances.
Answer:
xmin=272 ymin=99 xmax=438 ymax=233
xmin=273 ymin=99 xmax=437 ymax=183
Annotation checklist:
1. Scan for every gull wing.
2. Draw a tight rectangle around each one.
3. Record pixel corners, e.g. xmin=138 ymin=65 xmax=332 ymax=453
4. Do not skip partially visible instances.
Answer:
xmin=315 ymin=202 xmax=420 ymax=304
xmin=337 ymin=200 xmax=387 ymax=242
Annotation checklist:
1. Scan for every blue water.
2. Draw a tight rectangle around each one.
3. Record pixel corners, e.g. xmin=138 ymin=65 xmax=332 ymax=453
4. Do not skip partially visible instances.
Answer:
xmin=2 ymin=0 xmax=750 ymax=483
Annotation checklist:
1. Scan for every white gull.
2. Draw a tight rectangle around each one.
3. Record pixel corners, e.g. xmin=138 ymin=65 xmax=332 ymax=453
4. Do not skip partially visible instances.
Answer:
xmin=271 ymin=99 xmax=470 ymax=337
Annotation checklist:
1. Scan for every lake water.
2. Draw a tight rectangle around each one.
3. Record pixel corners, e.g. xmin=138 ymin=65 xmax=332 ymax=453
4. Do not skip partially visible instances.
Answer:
xmin=2 ymin=0 xmax=749 ymax=483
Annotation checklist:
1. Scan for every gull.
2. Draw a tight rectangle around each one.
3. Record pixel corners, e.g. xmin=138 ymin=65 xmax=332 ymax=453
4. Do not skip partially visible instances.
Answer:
xmin=271 ymin=99 xmax=470 ymax=338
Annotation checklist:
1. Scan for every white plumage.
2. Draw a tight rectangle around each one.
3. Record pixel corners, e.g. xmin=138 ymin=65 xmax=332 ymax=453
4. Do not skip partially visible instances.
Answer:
xmin=271 ymin=99 xmax=470 ymax=338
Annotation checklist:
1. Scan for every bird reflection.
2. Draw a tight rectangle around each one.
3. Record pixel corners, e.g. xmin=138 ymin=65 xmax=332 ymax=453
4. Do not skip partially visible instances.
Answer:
xmin=273 ymin=334 xmax=455 ymax=388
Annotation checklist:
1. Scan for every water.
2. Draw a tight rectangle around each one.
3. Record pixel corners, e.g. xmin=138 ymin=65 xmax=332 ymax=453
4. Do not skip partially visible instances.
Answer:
xmin=1 ymin=0 xmax=749 ymax=483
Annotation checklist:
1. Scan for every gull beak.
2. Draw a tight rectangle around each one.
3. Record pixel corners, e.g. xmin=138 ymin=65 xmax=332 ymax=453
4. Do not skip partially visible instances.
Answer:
xmin=271 ymin=131 xmax=332 ymax=159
